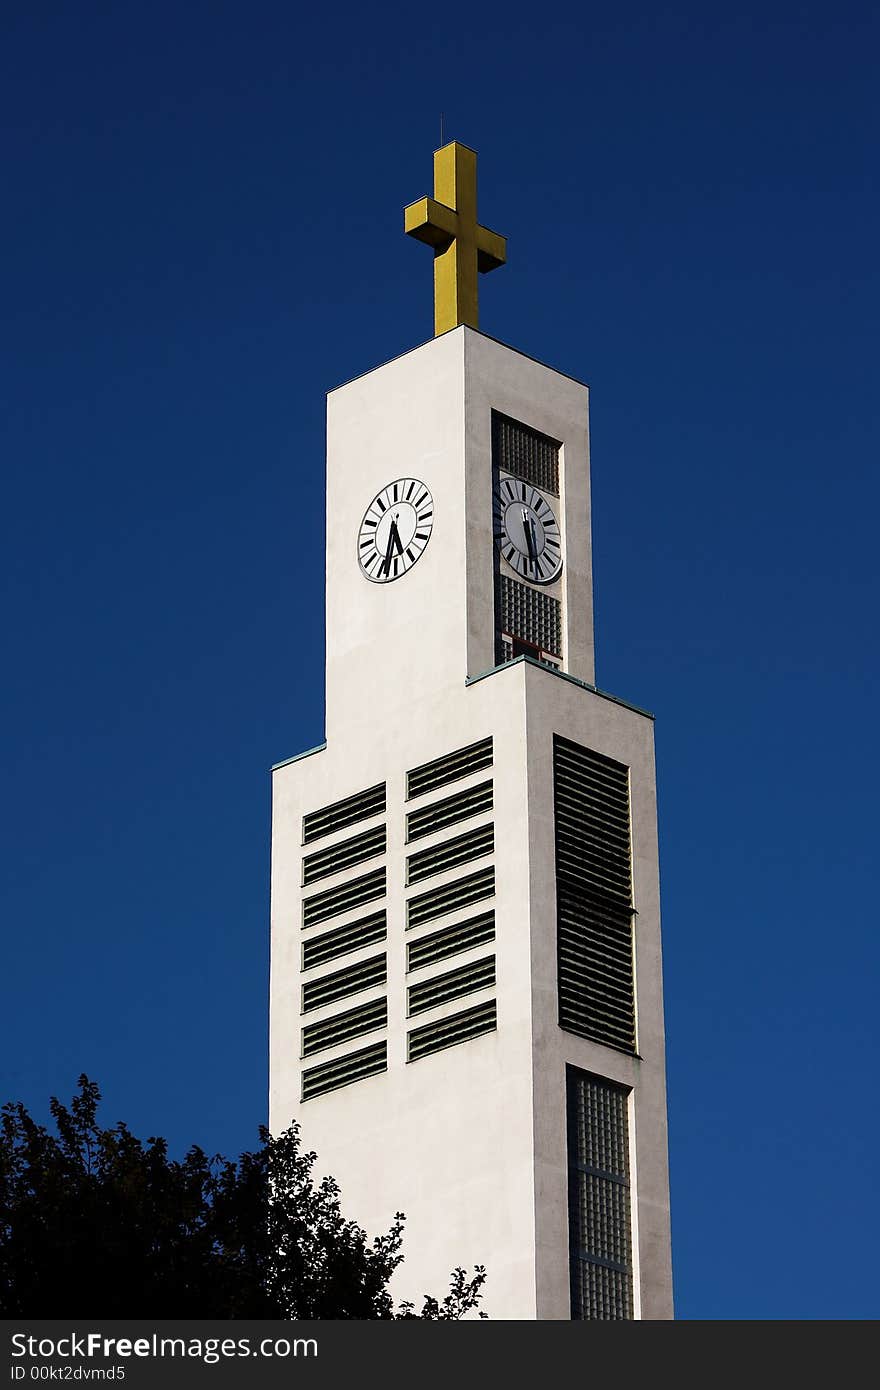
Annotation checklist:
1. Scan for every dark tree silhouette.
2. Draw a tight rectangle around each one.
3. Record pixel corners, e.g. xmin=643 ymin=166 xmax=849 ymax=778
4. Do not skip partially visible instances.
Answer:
xmin=0 ymin=1076 xmax=485 ymax=1318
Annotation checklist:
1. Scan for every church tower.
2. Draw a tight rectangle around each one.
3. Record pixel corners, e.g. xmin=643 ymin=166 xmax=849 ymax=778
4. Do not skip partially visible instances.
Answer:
xmin=269 ymin=143 xmax=674 ymax=1320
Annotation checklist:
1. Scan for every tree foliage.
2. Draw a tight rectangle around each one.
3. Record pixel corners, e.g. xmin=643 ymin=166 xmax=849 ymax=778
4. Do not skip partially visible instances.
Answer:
xmin=0 ymin=1076 xmax=485 ymax=1318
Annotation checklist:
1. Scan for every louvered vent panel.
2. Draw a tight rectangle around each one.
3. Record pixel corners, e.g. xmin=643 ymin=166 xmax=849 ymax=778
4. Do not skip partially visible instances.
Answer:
xmin=302 ymin=868 xmax=385 ymax=928
xmin=301 ymin=953 xmax=386 ymax=1013
xmin=408 ymin=1000 xmax=497 ymax=1062
xmin=407 ymin=737 xmax=493 ymax=800
xmin=303 ymin=783 xmax=385 ymax=844
xmin=567 ymin=1070 xmax=633 ymax=1320
xmin=406 ymin=780 xmax=493 ymax=842
xmin=407 ymin=824 xmax=494 ymax=885
xmin=302 ymin=911 xmax=386 ymax=971
xmin=302 ymin=824 xmax=386 ymax=885
xmin=301 ymin=997 xmax=387 ymax=1058
xmin=407 ymin=866 xmax=495 ymax=930
xmin=554 ymin=735 xmax=635 ymax=1053
xmin=407 ymin=911 xmax=495 ymax=972
xmin=557 ymin=893 xmax=635 ymax=1052
xmin=408 ymin=955 xmax=495 ymax=1015
xmin=555 ymin=738 xmax=632 ymax=905
xmin=500 ymin=576 xmax=562 ymax=656
xmin=301 ymin=1041 xmax=387 ymax=1101
xmin=492 ymin=411 xmax=560 ymax=496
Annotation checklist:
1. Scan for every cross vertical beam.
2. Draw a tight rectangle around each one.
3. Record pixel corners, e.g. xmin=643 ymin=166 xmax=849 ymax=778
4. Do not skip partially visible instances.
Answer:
xmin=405 ymin=142 xmax=507 ymax=336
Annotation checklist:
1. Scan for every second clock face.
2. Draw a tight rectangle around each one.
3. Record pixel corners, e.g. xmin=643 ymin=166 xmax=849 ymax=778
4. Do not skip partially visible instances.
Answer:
xmin=494 ymin=477 xmax=562 ymax=583
xmin=358 ymin=478 xmax=434 ymax=583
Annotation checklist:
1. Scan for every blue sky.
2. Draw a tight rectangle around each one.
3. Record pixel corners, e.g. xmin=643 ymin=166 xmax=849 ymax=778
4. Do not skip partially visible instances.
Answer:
xmin=2 ymin=2 xmax=878 ymax=1319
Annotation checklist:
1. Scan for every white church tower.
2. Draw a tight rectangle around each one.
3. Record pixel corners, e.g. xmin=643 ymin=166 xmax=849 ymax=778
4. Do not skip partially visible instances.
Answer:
xmin=269 ymin=143 xmax=674 ymax=1319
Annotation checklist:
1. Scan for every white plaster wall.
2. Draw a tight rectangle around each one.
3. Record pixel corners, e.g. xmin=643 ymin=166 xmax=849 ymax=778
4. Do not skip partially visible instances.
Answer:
xmin=270 ymin=330 xmax=671 ymax=1320
xmin=324 ymin=330 xmax=468 ymax=748
xmin=270 ymin=667 xmax=538 ymax=1318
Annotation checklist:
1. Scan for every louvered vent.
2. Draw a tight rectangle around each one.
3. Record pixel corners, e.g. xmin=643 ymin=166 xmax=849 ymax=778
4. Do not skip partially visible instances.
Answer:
xmin=408 ymin=1000 xmax=496 ymax=1062
xmin=301 ymin=953 xmax=386 ymax=1013
xmin=407 ymin=824 xmax=494 ymax=886
xmin=301 ymin=1041 xmax=386 ymax=1101
xmin=554 ymin=736 xmax=635 ymax=1053
xmin=500 ymin=576 xmax=562 ymax=656
xmin=407 ymin=866 xmax=495 ymax=930
xmin=303 ymin=783 xmax=385 ymax=844
xmin=302 ymin=910 xmax=386 ymax=971
xmin=302 ymin=867 xmax=385 ymax=929
xmin=301 ymin=997 xmax=387 ymax=1058
xmin=492 ymin=411 xmax=560 ymax=496
xmin=567 ymin=1069 xmax=633 ymax=1320
xmin=406 ymin=780 xmax=493 ymax=842
xmin=557 ymin=896 xmax=634 ymax=1053
xmin=302 ymin=824 xmax=386 ymax=885
xmin=407 ymin=737 xmax=493 ymax=800
xmin=408 ymin=955 xmax=495 ymax=1015
xmin=555 ymin=738 xmax=632 ymax=905
xmin=407 ymin=911 xmax=495 ymax=972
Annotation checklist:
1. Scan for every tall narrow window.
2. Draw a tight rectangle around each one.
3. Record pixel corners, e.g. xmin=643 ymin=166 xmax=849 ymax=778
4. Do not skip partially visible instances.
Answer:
xmin=567 ymin=1068 xmax=634 ymax=1320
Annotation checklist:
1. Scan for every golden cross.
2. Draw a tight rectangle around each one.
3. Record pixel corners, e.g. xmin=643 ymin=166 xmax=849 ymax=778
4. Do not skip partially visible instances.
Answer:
xmin=404 ymin=142 xmax=507 ymax=336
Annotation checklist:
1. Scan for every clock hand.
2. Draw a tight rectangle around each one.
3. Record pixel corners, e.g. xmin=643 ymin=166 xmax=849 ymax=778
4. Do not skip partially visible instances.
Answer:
xmin=389 ymin=516 xmax=405 ymax=556
xmin=380 ymin=529 xmax=395 ymax=577
xmin=522 ymin=509 xmax=537 ymax=564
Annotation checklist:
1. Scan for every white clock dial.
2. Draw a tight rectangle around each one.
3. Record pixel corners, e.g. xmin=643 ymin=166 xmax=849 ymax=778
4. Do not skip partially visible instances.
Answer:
xmin=358 ymin=478 xmax=434 ymax=583
xmin=493 ymin=477 xmax=562 ymax=584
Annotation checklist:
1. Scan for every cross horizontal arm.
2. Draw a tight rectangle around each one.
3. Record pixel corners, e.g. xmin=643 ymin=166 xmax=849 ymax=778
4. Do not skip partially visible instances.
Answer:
xmin=476 ymin=224 xmax=507 ymax=273
xmin=404 ymin=197 xmax=458 ymax=249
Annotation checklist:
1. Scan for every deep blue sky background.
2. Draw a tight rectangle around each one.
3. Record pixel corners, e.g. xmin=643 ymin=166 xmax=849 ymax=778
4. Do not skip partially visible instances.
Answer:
xmin=2 ymin=2 xmax=878 ymax=1319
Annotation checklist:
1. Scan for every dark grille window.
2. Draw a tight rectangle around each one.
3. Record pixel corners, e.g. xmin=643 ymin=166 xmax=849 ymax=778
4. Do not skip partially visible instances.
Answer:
xmin=500 ymin=576 xmax=562 ymax=657
xmin=567 ymin=1069 xmax=633 ymax=1320
xmin=554 ymin=736 xmax=635 ymax=1053
xmin=492 ymin=412 xmax=560 ymax=496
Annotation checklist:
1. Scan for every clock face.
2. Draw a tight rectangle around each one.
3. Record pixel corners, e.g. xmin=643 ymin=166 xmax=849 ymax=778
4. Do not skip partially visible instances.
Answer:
xmin=493 ymin=477 xmax=562 ymax=583
xmin=358 ymin=478 xmax=434 ymax=583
